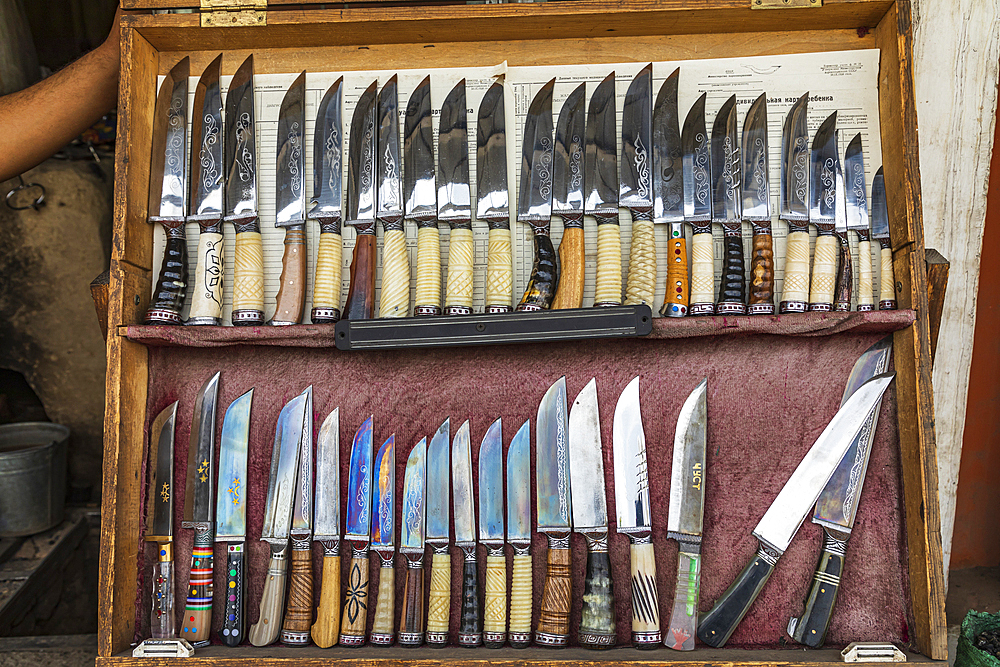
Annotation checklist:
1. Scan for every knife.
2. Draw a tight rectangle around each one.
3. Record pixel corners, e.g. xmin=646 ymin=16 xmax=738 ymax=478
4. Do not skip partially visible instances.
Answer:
xmin=281 ymin=386 xmax=313 ymax=645
xmin=654 ymin=69 xmax=686 ymax=318
xmin=399 ymin=437 xmax=427 ymax=646
xmin=587 ymin=73 xmax=622 ymax=308
xmin=742 ymin=93 xmax=774 ymax=315
xmin=180 ymin=371 xmax=221 ymax=646
xmin=622 ymin=64 xmax=656 ymax=309
xmin=516 ymin=79 xmax=557 ymax=312
xmin=425 ymin=418 xmax=451 ymax=646
xmin=440 ymin=80 xmax=474 ymax=316
xmin=683 ymin=93 xmax=714 ymax=316
xmin=712 ymin=95 xmax=745 ymax=315
xmin=664 ymin=379 xmax=707 ymax=650
xmin=696 ymin=372 xmax=896 ymax=647
xmin=144 ymin=57 xmax=189 ymax=325
xmin=270 ymin=72 xmax=308 ymax=326
xmin=871 ymin=167 xmax=897 ymax=310
xmin=833 ymin=130 xmax=853 ymax=312
xmin=342 ymin=81 xmax=379 ymax=322
xmin=808 ymin=111 xmax=840 ymax=312
xmin=479 ymin=419 xmax=506 ymax=648
xmin=375 ymin=76 xmax=408 ymax=319
xmin=145 ymin=401 xmax=178 ymax=639
xmin=535 ymin=376 xmax=572 ymax=647
xmin=778 ymin=92 xmax=811 ymax=314
xmin=550 ymin=83 xmax=587 ymax=310
xmin=224 ymin=55 xmax=265 ymax=326
xmin=787 ymin=337 xmax=893 ymax=646
xmin=215 ymin=389 xmax=253 ymax=647
xmin=406 ymin=77 xmax=441 ymax=317
xmin=478 ymin=81 xmax=513 ymax=314
xmin=571 ymin=378 xmax=615 ymax=649
xmin=310 ymin=79 xmax=345 ymax=324
xmin=613 ymin=376 xmax=660 ymax=648
xmin=507 ymin=419 xmax=532 ymax=648
xmin=311 ymin=408 xmax=341 ymax=647
xmin=845 ymin=133 xmax=872 ymax=311
xmin=340 ymin=415 xmax=374 ymax=646
xmin=453 ymin=420 xmax=481 ymax=647
xmin=370 ymin=434 xmax=397 ymax=645
xmin=248 ymin=387 xmax=309 ymax=646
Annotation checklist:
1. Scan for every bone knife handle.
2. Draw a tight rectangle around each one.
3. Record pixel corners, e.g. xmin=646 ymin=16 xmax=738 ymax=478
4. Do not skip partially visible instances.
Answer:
xmin=378 ymin=227 xmax=410 ymax=318
xmin=188 ymin=230 xmax=225 ymax=325
xmin=879 ymin=242 xmax=897 ymax=310
xmin=445 ymin=226 xmax=475 ymax=315
xmin=748 ymin=224 xmax=775 ymax=314
xmin=426 ymin=549 xmax=451 ymax=646
xmin=535 ymin=537 xmax=571 ymax=646
xmin=280 ymin=537 xmax=314 ymax=645
xmin=231 ymin=225 xmax=265 ymax=326
xmin=483 ymin=549 xmax=507 ymax=648
xmin=809 ymin=233 xmax=839 ymax=311
xmin=689 ymin=229 xmax=716 ymax=315
xmin=629 ymin=539 xmax=660 ymax=648
xmin=146 ymin=221 xmax=187 ymax=324
xmin=271 ymin=227 xmax=307 ymax=325
xmin=414 ymin=224 xmax=442 ymax=316
xmin=578 ymin=536 xmax=615 ymax=649
xmin=857 ymin=238 xmax=874 ymax=310
xmin=517 ymin=232 xmax=557 ymax=311
xmin=485 ymin=226 xmax=513 ymax=312
xmin=150 ymin=545 xmax=176 ymax=639
xmin=624 ymin=215 xmax=656 ymax=307
xmin=594 ymin=220 xmax=622 ymax=307
xmin=310 ymin=545 xmax=341 ymax=648
xmin=665 ymin=541 xmax=700 ymax=651
xmin=180 ymin=528 xmax=214 ymax=645
xmin=509 ymin=550 xmax=533 ymax=647
xmin=787 ymin=527 xmax=847 ymax=648
xmin=339 ymin=548 xmax=371 ymax=646
xmin=780 ymin=228 xmax=811 ymax=313
xmin=219 ymin=543 xmax=246 ymax=646
xmin=344 ymin=230 xmax=376 ymax=321
xmin=697 ymin=542 xmax=776 ymax=648
xmin=717 ymin=228 xmax=746 ymax=314
xmin=311 ymin=227 xmax=343 ymax=323
xmin=661 ymin=224 xmax=688 ymax=317
xmin=458 ymin=546 xmax=482 ymax=647
xmin=552 ymin=225 xmax=584 ymax=310
xmin=399 ymin=553 xmax=425 ymax=646
xmin=370 ymin=554 xmax=396 ymax=644
xmin=248 ymin=544 xmax=288 ymax=647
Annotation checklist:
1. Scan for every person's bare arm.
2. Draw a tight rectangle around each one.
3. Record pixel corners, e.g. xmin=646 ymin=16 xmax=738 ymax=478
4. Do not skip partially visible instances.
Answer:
xmin=0 ymin=7 xmax=122 ymax=183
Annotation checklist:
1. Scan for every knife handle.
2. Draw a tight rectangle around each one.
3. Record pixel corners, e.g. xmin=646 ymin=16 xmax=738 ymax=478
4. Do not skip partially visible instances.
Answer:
xmin=483 ymin=547 xmax=507 ymax=648
xmin=311 ymin=228 xmax=343 ymax=323
xmin=370 ymin=552 xmax=396 ymax=645
xmin=809 ymin=233 xmax=839 ymax=311
xmin=697 ymin=542 xmax=777 ymax=648
xmin=787 ymin=528 xmax=847 ymax=648
xmin=579 ymin=534 xmax=615 ymax=649
xmin=281 ymin=536 xmax=314 ymax=645
xmin=310 ymin=542 xmax=341 ymax=648
xmin=689 ymin=229 xmax=715 ymax=315
xmin=628 ymin=538 xmax=660 ymax=648
xmin=779 ymin=228 xmax=811 ymax=313
xmin=458 ymin=545 xmax=482 ymax=647
xmin=717 ymin=228 xmax=746 ymax=314
xmin=665 ymin=539 xmax=701 ymax=651
xmin=485 ymin=227 xmax=513 ymax=313
xmin=445 ymin=226 xmax=475 ymax=315
xmin=834 ymin=233 xmax=853 ymax=312
xmin=624 ymin=217 xmax=657 ymax=308
xmin=509 ymin=548 xmax=532 ymax=648
xmin=271 ymin=227 xmax=307 ymax=325
xmin=594 ymin=221 xmax=622 ymax=307
xmin=414 ymin=224 xmax=442 ymax=316
xmin=146 ymin=221 xmax=187 ymax=324
xmin=535 ymin=535 xmax=571 ymax=647
xmin=219 ymin=543 xmax=246 ymax=647
xmin=857 ymin=238 xmax=874 ymax=311
xmin=516 ymin=233 xmax=557 ymax=311
xmin=187 ymin=230 xmax=225 ymax=325
xmin=339 ymin=546 xmax=371 ymax=646
xmin=378 ymin=227 xmax=410 ymax=318
xmin=231 ymin=226 xmax=265 ymax=326
xmin=748 ymin=224 xmax=775 ymax=314
xmin=426 ymin=548 xmax=451 ymax=646
xmin=552 ymin=226 xmax=584 ymax=310
xmin=661 ymin=224 xmax=688 ymax=317
xmin=879 ymin=242 xmax=897 ymax=310
xmin=248 ymin=543 xmax=289 ymax=647
xmin=344 ymin=231 xmax=377 ymax=321
xmin=399 ymin=553 xmax=425 ymax=646
xmin=150 ymin=543 xmax=176 ymax=639
xmin=180 ymin=528 xmax=214 ymax=645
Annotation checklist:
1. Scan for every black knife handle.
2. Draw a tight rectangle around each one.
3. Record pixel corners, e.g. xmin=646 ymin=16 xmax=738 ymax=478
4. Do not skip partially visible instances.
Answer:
xmin=344 ymin=229 xmax=377 ymax=321
xmin=146 ymin=222 xmax=188 ymax=324
xmin=748 ymin=224 xmax=775 ymax=315
xmin=834 ymin=233 xmax=853 ymax=312
xmin=697 ymin=542 xmax=777 ymax=648
xmin=788 ymin=529 xmax=847 ymax=647
xmin=219 ymin=543 xmax=246 ymax=646
xmin=398 ymin=553 xmax=425 ymax=647
xmin=716 ymin=229 xmax=746 ymax=314
xmin=516 ymin=233 xmax=558 ymax=312
xmin=578 ymin=535 xmax=615 ymax=649
xmin=458 ymin=546 xmax=482 ymax=647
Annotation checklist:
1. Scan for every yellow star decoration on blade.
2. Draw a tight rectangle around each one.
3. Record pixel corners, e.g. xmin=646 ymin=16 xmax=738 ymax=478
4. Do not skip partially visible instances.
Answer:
xmin=229 ymin=477 xmax=241 ymax=506
xmin=200 ymin=474 xmax=208 ymax=483
xmin=197 ymin=459 xmax=210 ymax=482
xmin=160 ymin=482 xmax=169 ymax=503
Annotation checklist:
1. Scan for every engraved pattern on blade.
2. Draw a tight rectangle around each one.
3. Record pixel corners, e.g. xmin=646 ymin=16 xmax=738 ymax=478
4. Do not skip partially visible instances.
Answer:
xmin=326 ymin=129 xmax=340 ymax=196
xmin=537 ymin=138 xmax=553 ymax=202
xmin=693 ymin=133 xmax=710 ymax=210
xmin=723 ymin=137 xmax=739 ymax=210
xmin=752 ymin=138 xmax=767 ymax=206
xmin=288 ymin=123 xmax=301 ymax=200
xmin=163 ymin=96 xmax=185 ymax=207
xmin=635 ymin=138 xmax=649 ymax=200
xmin=841 ymin=404 xmax=877 ymax=521
xmin=793 ymin=137 xmax=808 ymax=204
xmin=235 ymin=114 xmax=254 ymax=199
xmin=822 ymin=158 xmax=836 ymax=211
xmin=200 ymin=114 xmax=220 ymax=194
xmin=570 ymin=137 xmax=583 ymax=191
xmin=851 ymin=163 xmax=866 ymax=212
xmin=556 ymin=395 xmax=569 ymax=523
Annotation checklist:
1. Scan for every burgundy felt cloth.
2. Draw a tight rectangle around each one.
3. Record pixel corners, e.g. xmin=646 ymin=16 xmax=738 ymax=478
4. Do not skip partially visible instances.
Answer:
xmin=133 ymin=322 xmax=913 ymax=650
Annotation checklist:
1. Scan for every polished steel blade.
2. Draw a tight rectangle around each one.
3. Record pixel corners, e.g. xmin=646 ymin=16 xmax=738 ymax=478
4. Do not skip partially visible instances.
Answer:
xmin=150 ymin=57 xmax=189 ymax=222
xmin=478 ymin=418 xmax=504 ymax=544
xmin=426 ymin=418 xmax=450 ymax=544
xmin=215 ymin=390 xmax=253 ymax=541
xmin=377 ymin=76 xmax=402 ymax=221
xmin=835 ymin=130 xmax=847 ymax=234
xmin=517 ymin=79 xmax=555 ymax=225
xmin=224 ymin=55 xmax=257 ymax=220
xmin=711 ymin=95 xmax=740 ymax=224
xmin=437 ymin=80 xmax=471 ymax=223
xmin=871 ymin=167 xmax=889 ymax=241
xmin=845 ymin=133 xmax=869 ymax=232
xmin=260 ymin=389 xmax=308 ymax=541
xmin=569 ymin=379 xmax=607 ymax=532
xmin=188 ymin=55 xmax=222 ymax=221
xmin=552 ymin=83 xmax=586 ymax=219
xmin=681 ymin=93 xmax=711 ymax=222
xmin=289 ymin=386 xmax=313 ymax=534
xmin=779 ymin=92 xmax=809 ymax=223
xmin=275 ymin=72 xmax=306 ymax=228
xmin=403 ymin=77 xmax=436 ymax=221
xmin=344 ymin=416 xmax=374 ymax=541
xmin=309 ymin=78 xmax=343 ymax=221
xmin=183 ymin=371 xmax=220 ymax=525
xmin=585 ymin=73 xmax=618 ymax=217
xmin=536 ymin=376 xmax=571 ymax=532
xmin=740 ymin=93 xmax=770 ymax=222
xmin=347 ymin=81 xmax=378 ymax=226
xmin=653 ymin=69 xmax=683 ymax=224
xmin=809 ymin=111 xmax=839 ymax=227
xmin=146 ymin=401 xmax=178 ymax=541
xmin=666 ymin=379 xmax=707 ymax=537
xmin=313 ymin=408 xmax=340 ymax=541
xmin=452 ymin=420 xmax=476 ymax=546
xmin=476 ymin=81 xmax=509 ymax=222
xmin=371 ymin=435 xmax=395 ymax=550
xmin=620 ymin=64 xmax=653 ymax=211
xmin=613 ymin=376 xmax=650 ymax=532
xmin=506 ymin=420 xmax=531 ymax=544
xmin=400 ymin=437 xmax=427 ymax=552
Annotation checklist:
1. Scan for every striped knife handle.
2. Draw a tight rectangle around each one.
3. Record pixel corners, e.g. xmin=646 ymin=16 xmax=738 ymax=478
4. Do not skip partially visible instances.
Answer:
xmin=219 ymin=543 xmax=246 ymax=646
xmin=231 ymin=221 xmax=265 ymax=326
xmin=445 ymin=225 xmax=475 ymax=315
xmin=188 ymin=227 xmax=225 ymax=325
xmin=578 ymin=534 xmax=615 ymax=649
xmin=879 ymin=241 xmax=897 ymax=309
xmin=717 ymin=228 xmax=746 ymax=314
xmin=344 ymin=229 xmax=377 ymax=321
xmin=398 ymin=553 xmax=425 ymax=646
xmin=310 ymin=542 xmax=341 ymax=648
xmin=517 ymin=232 xmax=557 ymax=311
xmin=458 ymin=545 xmax=482 ymax=647
xmin=665 ymin=538 xmax=700 ymax=651
xmin=370 ymin=552 xmax=396 ymax=645
xmin=426 ymin=547 xmax=451 ymax=646
xmin=180 ymin=527 xmax=214 ymax=645
xmin=780 ymin=227 xmax=811 ymax=313
xmin=809 ymin=233 xmax=839 ymax=311
xmin=311 ymin=223 xmax=343 ymax=323
xmin=787 ymin=528 xmax=848 ymax=648
xmin=150 ymin=543 xmax=176 ymax=639
xmin=483 ymin=546 xmax=507 ymax=648
xmin=593 ymin=221 xmax=622 ymax=307
xmin=628 ymin=538 xmax=660 ymax=648
xmin=748 ymin=223 xmax=774 ymax=314
xmin=661 ymin=224 xmax=688 ymax=317
xmin=509 ymin=548 xmax=533 ymax=648
xmin=834 ymin=233 xmax=853 ymax=312
xmin=624 ymin=215 xmax=656 ymax=307
xmin=857 ymin=238 xmax=874 ymax=311
xmin=414 ymin=224 xmax=442 ymax=316
xmin=485 ymin=226 xmax=513 ymax=313
xmin=535 ymin=534 xmax=571 ymax=646
xmin=378 ymin=226 xmax=410 ymax=318
xmin=146 ymin=220 xmax=187 ymax=324
xmin=552 ymin=225 xmax=584 ymax=310
xmin=280 ymin=536 xmax=314 ymax=645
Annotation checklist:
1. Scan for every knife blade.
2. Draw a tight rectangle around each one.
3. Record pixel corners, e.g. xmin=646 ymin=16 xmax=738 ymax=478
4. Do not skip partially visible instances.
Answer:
xmin=535 ymin=376 xmax=572 ymax=647
xmin=516 ymin=79 xmax=557 ymax=312
xmin=370 ymin=434 xmax=397 ymax=645
xmin=833 ymin=130 xmax=853 ymax=312
xmin=376 ymin=76 xmax=408 ymax=319
xmin=342 ymin=81 xmax=379 ymax=322
xmin=571 ymin=378 xmax=615 ymax=649
xmin=808 ymin=111 xmax=840 ymax=312
xmin=145 ymin=57 xmax=190 ymax=326
xmin=712 ymin=95 xmax=745 ymax=315
xmin=787 ymin=337 xmax=893 ymax=646
xmin=440 ymin=80 xmax=474 ymax=316
xmin=550 ymin=83 xmax=587 ymax=310
xmin=310 ymin=79 xmax=345 ymax=324
xmin=399 ymin=437 xmax=427 ymax=646
xmin=270 ymin=72 xmax=308 ymax=326
xmin=340 ymin=415 xmax=374 ymax=646
xmin=613 ymin=376 xmax=660 ymax=648
xmin=453 ymin=420 xmax=482 ymax=647
xmin=425 ymin=418 xmax=451 ymax=646
xmin=145 ymin=401 xmax=178 ymax=639
xmin=507 ymin=419 xmax=532 ymax=648
xmin=778 ymin=92 xmax=811 ymax=314
xmin=478 ymin=81 xmax=513 ymax=314
xmin=478 ymin=419 xmax=506 ymax=647
xmin=871 ymin=167 xmax=897 ymax=310
xmin=697 ymin=372 xmax=896 ymax=648
xmin=683 ymin=93 xmax=714 ymax=315
xmin=845 ymin=133 xmax=873 ymax=311
xmin=406 ymin=77 xmax=441 ymax=317
xmin=654 ymin=69 xmax=687 ymax=318
xmin=281 ymin=385 xmax=313 ymax=646
xmin=180 ymin=371 xmax=221 ymax=646
xmin=664 ymin=379 xmax=707 ymax=651
xmin=587 ymin=73 xmax=622 ymax=308
xmin=742 ymin=93 xmax=774 ymax=315
xmin=622 ymin=64 xmax=656 ymax=309
xmin=311 ymin=407 xmax=342 ymax=647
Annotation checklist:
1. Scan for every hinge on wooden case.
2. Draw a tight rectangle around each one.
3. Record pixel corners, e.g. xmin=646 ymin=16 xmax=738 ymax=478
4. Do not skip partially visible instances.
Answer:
xmin=751 ymin=0 xmax=821 ymax=8
xmin=200 ymin=0 xmax=266 ymax=27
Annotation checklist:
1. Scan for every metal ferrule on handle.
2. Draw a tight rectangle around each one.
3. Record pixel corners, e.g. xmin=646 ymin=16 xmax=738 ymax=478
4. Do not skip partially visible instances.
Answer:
xmin=665 ymin=532 xmax=701 ymax=651
xmin=748 ymin=220 xmax=775 ymax=315
xmin=878 ymin=241 xmax=897 ymax=310
xmin=311 ymin=539 xmax=342 ymax=648
xmin=787 ymin=528 xmax=848 ymax=647
xmin=535 ymin=532 xmax=571 ymax=647
xmin=414 ymin=220 xmax=443 ymax=316
xmin=457 ymin=544 xmax=482 ymax=647
xmin=339 ymin=541 xmax=371 ymax=646
xmin=146 ymin=219 xmax=188 ymax=324
xmin=180 ymin=525 xmax=214 ymax=646
xmin=856 ymin=233 xmax=874 ymax=311
xmin=593 ymin=214 xmax=623 ymax=307
xmin=445 ymin=222 xmax=475 ymax=316
xmin=426 ymin=543 xmax=452 ymax=646
xmin=248 ymin=541 xmax=290 ymax=647
xmin=834 ymin=231 xmax=853 ymax=312
xmin=150 ymin=542 xmax=176 ymax=639
xmin=579 ymin=531 xmax=616 ymax=649
xmin=227 ymin=214 xmax=266 ymax=326
xmin=780 ymin=221 xmax=811 ymax=313
xmin=398 ymin=551 xmax=426 ymax=646
xmin=311 ymin=218 xmax=344 ymax=323
xmin=509 ymin=543 xmax=533 ymax=648
xmin=483 ymin=544 xmax=507 ymax=648
xmin=717 ymin=224 xmax=747 ymax=314
xmin=280 ymin=535 xmax=314 ymax=646
xmin=624 ymin=209 xmax=657 ymax=308
xmin=624 ymin=532 xmax=660 ymax=648
xmin=689 ymin=222 xmax=716 ymax=316
xmin=370 ymin=550 xmax=396 ymax=645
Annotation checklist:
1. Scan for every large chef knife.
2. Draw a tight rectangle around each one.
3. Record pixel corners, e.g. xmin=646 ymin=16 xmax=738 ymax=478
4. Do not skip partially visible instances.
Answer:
xmin=406 ymin=78 xmax=441 ymax=317
xmin=507 ymin=420 xmax=533 ymax=648
xmin=845 ymin=133 xmax=873 ymax=311
xmin=833 ymin=130 xmax=853 ymax=312
xmin=270 ymin=72 xmax=308 ymax=325
xmin=664 ymin=379 xmax=707 ymax=651
xmin=281 ymin=386 xmax=313 ymax=645
xmin=622 ymin=64 xmax=656 ymax=309
xmin=454 ymin=420 xmax=482 ymax=647
xmin=399 ymin=437 xmax=427 ymax=646
xmin=425 ymin=418 xmax=451 ymax=646
xmin=145 ymin=57 xmax=189 ymax=325
xmin=180 ymin=371 xmax=221 ymax=646
xmin=613 ymin=376 xmax=660 ymax=648
xmin=479 ymin=419 xmax=506 ymax=647
xmin=370 ymin=435 xmax=397 ymax=644
xmin=535 ymin=376 xmax=572 ymax=646
xmin=587 ymin=73 xmax=622 ymax=308
xmin=871 ymin=167 xmax=897 ymax=310
xmin=808 ymin=112 xmax=840 ymax=312
xmin=310 ymin=79 xmax=345 ymax=324
xmin=478 ymin=81 xmax=513 ymax=314
xmin=696 ymin=372 xmax=896 ymax=647
xmin=440 ymin=80 xmax=474 ymax=316
xmin=248 ymin=387 xmax=309 ymax=646
xmin=215 ymin=389 xmax=253 ymax=647
xmin=342 ymin=81 xmax=379 ymax=321
xmin=516 ymin=79 xmax=557 ymax=312
xmin=712 ymin=95 xmax=745 ymax=314
xmin=145 ymin=401 xmax=178 ymax=638
xmin=654 ymin=69 xmax=687 ymax=318
xmin=778 ymin=93 xmax=811 ymax=314
xmin=683 ymin=94 xmax=714 ymax=316
xmin=550 ymin=83 xmax=587 ymax=310
xmin=311 ymin=408 xmax=342 ymax=647
xmin=787 ymin=337 xmax=893 ymax=646
xmin=571 ymin=379 xmax=615 ymax=649
xmin=340 ymin=416 xmax=374 ymax=646
xmin=742 ymin=93 xmax=774 ymax=314
xmin=376 ymin=77 xmax=408 ymax=319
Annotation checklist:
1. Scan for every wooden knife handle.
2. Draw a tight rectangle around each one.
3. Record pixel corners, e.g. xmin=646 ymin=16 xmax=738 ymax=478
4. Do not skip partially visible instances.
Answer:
xmin=593 ymin=221 xmax=622 ymax=307
xmin=717 ymin=229 xmax=746 ymax=314
xmin=458 ymin=546 xmax=482 ymax=647
xmin=665 ymin=541 xmax=700 ymax=651
xmin=310 ymin=544 xmax=341 ymax=648
xmin=857 ymin=238 xmax=874 ymax=311
xmin=661 ymin=225 xmax=688 ymax=317
xmin=187 ymin=230 xmax=225 ymax=325
xmin=483 ymin=549 xmax=507 ymax=648
xmin=689 ymin=230 xmax=715 ymax=315
xmin=280 ymin=537 xmax=314 ymax=645
xmin=150 ymin=545 xmax=176 ymax=639
xmin=271 ymin=227 xmax=307 ymax=325
xmin=625 ymin=217 xmax=656 ymax=307
xmin=180 ymin=529 xmax=214 ymax=645
xmin=552 ymin=226 xmax=585 ymax=310
xmin=629 ymin=539 xmax=660 ymax=648
xmin=517 ymin=233 xmax=557 ymax=311
xmin=370 ymin=554 xmax=396 ymax=645
xmin=809 ymin=233 xmax=839 ymax=311
xmin=248 ymin=544 xmax=288 ymax=647
xmin=535 ymin=536 xmax=571 ymax=647
xmin=219 ymin=543 xmax=247 ymax=646
xmin=748 ymin=225 xmax=775 ymax=314
xmin=485 ymin=227 xmax=513 ymax=313
xmin=344 ymin=232 xmax=377 ymax=321
xmin=879 ymin=243 xmax=897 ymax=310
xmin=398 ymin=553 xmax=425 ymax=646
xmin=414 ymin=225 xmax=442 ymax=316
xmin=509 ymin=550 xmax=533 ymax=648
xmin=787 ymin=528 xmax=847 ymax=648
xmin=146 ymin=222 xmax=187 ymax=324
xmin=445 ymin=226 xmax=475 ymax=315
xmin=339 ymin=548 xmax=371 ymax=646
xmin=834 ymin=234 xmax=853 ymax=312
xmin=779 ymin=228 xmax=811 ymax=313
xmin=578 ymin=536 xmax=615 ymax=649
xmin=426 ymin=549 xmax=451 ymax=646
xmin=697 ymin=542 xmax=777 ymax=648
xmin=378 ymin=228 xmax=411 ymax=318
xmin=231 ymin=227 xmax=265 ymax=326
xmin=311 ymin=229 xmax=343 ymax=323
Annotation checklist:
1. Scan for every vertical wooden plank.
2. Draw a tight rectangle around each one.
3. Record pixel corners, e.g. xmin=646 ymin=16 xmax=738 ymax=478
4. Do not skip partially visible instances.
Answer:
xmin=924 ymin=249 xmax=949 ymax=364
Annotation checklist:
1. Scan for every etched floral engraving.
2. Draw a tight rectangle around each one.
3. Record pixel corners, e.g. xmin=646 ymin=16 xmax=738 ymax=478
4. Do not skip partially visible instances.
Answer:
xmin=164 ymin=96 xmax=185 ymax=199
xmin=325 ymin=126 xmax=340 ymax=196
xmin=753 ymin=137 xmax=767 ymax=203
xmin=556 ymin=391 xmax=568 ymax=522
xmin=792 ymin=136 xmax=808 ymax=204
xmin=634 ymin=136 xmax=649 ymax=199
xmin=821 ymin=157 xmax=836 ymax=210
xmin=851 ymin=163 xmax=866 ymax=209
xmin=288 ymin=121 xmax=301 ymax=199
xmin=569 ymin=134 xmax=583 ymax=192
xmin=200 ymin=113 xmax=220 ymax=193
xmin=537 ymin=137 xmax=553 ymax=200
xmin=693 ymin=132 xmax=710 ymax=208
xmin=382 ymin=141 xmax=398 ymax=209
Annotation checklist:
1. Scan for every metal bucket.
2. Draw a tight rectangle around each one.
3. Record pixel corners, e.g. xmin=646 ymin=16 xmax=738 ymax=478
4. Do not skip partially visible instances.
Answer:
xmin=0 ymin=422 xmax=68 ymax=537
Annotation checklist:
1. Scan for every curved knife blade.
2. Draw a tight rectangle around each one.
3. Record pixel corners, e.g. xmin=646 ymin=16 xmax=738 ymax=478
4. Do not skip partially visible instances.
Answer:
xmin=401 ymin=437 xmax=427 ymax=553
xmin=438 ymin=80 xmax=471 ymax=224
xmin=150 ymin=58 xmax=189 ymax=223
xmin=189 ymin=56 xmax=222 ymax=222
xmin=620 ymin=64 xmax=653 ymax=212
xmin=517 ymin=79 xmax=555 ymax=226
xmin=740 ymin=94 xmax=770 ymax=222
xmin=289 ymin=386 xmax=313 ymax=536
xmin=224 ymin=55 xmax=257 ymax=223
xmin=275 ymin=72 xmax=306 ymax=229
xmin=552 ymin=83 xmax=586 ymax=221
xmin=309 ymin=78 xmax=343 ymax=224
xmin=654 ymin=69 xmax=683 ymax=225
xmin=371 ymin=435 xmax=396 ymax=550
xmin=871 ymin=167 xmax=889 ymax=241
xmin=711 ymin=95 xmax=741 ymax=224
xmin=585 ymin=73 xmax=619 ymax=217
xmin=479 ymin=419 xmax=504 ymax=545
xmin=682 ymin=93 xmax=711 ymax=223
xmin=780 ymin=92 xmax=809 ymax=223
xmin=404 ymin=77 xmax=436 ymax=222
xmin=845 ymin=133 xmax=869 ymax=232
xmin=344 ymin=416 xmax=374 ymax=541
xmin=477 ymin=81 xmax=509 ymax=223
xmin=183 ymin=371 xmax=221 ymax=527
xmin=377 ymin=76 xmax=402 ymax=223
xmin=810 ymin=111 xmax=839 ymax=228
xmin=347 ymin=82 xmax=378 ymax=227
